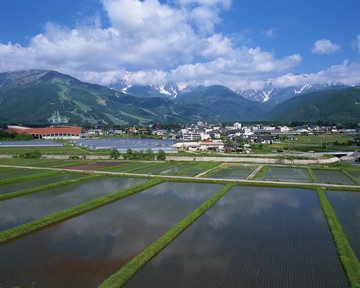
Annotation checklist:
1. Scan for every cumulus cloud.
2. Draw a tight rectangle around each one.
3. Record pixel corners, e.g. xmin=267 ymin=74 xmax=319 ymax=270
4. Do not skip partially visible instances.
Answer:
xmin=312 ymin=39 xmax=341 ymax=54
xmin=0 ymin=0 xmax=305 ymax=90
xmin=272 ymin=61 xmax=360 ymax=88
xmin=2 ymin=0 xmax=358 ymax=91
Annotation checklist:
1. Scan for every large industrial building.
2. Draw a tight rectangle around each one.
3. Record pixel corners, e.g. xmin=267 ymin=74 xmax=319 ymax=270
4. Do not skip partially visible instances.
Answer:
xmin=6 ymin=126 xmax=83 ymax=140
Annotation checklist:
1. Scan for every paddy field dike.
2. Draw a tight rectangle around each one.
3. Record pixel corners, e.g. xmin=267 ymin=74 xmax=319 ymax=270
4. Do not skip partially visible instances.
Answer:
xmin=0 ymin=157 xmax=360 ymax=288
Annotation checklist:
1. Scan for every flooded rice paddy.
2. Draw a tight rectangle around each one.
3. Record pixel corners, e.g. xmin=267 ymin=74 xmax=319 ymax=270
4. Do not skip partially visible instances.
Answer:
xmin=349 ymin=171 xmax=360 ymax=183
xmin=125 ymin=186 xmax=348 ymax=288
xmin=136 ymin=163 xmax=175 ymax=174
xmin=0 ymin=172 xmax=84 ymax=195
xmin=256 ymin=167 xmax=312 ymax=183
xmin=313 ymin=169 xmax=356 ymax=185
xmin=0 ymin=168 xmax=47 ymax=180
xmin=1 ymin=163 xmax=359 ymax=287
xmin=0 ymin=182 xmax=223 ymax=288
xmin=160 ymin=164 xmax=195 ymax=175
xmin=208 ymin=165 xmax=256 ymax=179
xmin=325 ymin=190 xmax=360 ymax=261
xmin=182 ymin=168 xmax=207 ymax=175
xmin=0 ymin=177 xmax=146 ymax=231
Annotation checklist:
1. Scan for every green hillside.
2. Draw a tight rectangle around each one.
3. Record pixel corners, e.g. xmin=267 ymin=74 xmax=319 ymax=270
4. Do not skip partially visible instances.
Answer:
xmin=2 ymin=70 xmax=360 ymax=125
xmin=175 ymin=85 xmax=270 ymax=121
xmin=0 ymin=70 xmax=211 ymax=125
xmin=269 ymin=87 xmax=360 ymax=122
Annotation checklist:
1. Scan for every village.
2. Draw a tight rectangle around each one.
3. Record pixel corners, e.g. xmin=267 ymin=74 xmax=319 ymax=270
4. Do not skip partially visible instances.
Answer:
xmin=4 ymin=121 xmax=359 ymax=154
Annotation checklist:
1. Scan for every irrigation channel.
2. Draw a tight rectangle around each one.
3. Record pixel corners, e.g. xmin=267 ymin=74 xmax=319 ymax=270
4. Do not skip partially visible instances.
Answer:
xmin=0 ymin=159 xmax=360 ymax=287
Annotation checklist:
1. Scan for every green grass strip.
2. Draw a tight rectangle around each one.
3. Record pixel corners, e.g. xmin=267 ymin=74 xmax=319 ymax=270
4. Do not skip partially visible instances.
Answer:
xmin=0 ymin=170 xmax=62 ymax=186
xmin=317 ymin=188 xmax=360 ymax=288
xmin=307 ymin=168 xmax=318 ymax=183
xmin=253 ymin=165 xmax=269 ymax=179
xmin=343 ymin=170 xmax=360 ymax=185
xmin=0 ymin=178 xmax=164 ymax=244
xmin=0 ymin=173 xmax=99 ymax=201
xmin=99 ymin=183 xmax=234 ymax=288
xmin=0 ymin=167 xmax=21 ymax=173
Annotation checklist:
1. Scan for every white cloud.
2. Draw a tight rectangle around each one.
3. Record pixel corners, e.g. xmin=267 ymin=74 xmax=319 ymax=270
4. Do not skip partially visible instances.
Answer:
xmin=272 ymin=61 xmax=360 ymax=88
xmin=261 ymin=28 xmax=279 ymax=39
xmin=3 ymin=0 xmax=358 ymax=92
xmin=312 ymin=39 xmax=341 ymax=54
xmin=0 ymin=0 xmax=305 ymax=90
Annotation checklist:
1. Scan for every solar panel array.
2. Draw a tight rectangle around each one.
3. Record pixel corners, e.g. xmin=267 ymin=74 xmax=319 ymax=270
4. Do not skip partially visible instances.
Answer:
xmin=70 ymin=138 xmax=178 ymax=153
xmin=0 ymin=141 xmax=64 ymax=147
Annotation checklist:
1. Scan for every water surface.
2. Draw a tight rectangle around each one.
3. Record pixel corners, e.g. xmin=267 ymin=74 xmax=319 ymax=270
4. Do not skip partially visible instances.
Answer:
xmin=325 ymin=190 xmax=360 ymax=261
xmin=0 ymin=173 xmax=84 ymax=195
xmin=0 ymin=169 xmax=46 ymax=180
xmin=257 ymin=167 xmax=311 ymax=182
xmin=0 ymin=177 xmax=146 ymax=231
xmin=125 ymin=186 xmax=348 ymax=288
xmin=0 ymin=182 xmax=223 ymax=288
xmin=209 ymin=165 xmax=256 ymax=179
xmin=313 ymin=170 xmax=356 ymax=185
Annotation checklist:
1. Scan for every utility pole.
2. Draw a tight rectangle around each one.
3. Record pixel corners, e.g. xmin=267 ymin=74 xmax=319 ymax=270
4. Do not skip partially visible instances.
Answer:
xmin=326 ymin=133 xmax=328 ymax=151
xmin=288 ymin=136 xmax=290 ymax=153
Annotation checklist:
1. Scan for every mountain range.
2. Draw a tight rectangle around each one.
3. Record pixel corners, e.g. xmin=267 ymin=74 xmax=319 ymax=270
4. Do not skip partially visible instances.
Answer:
xmin=0 ymin=69 xmax=359 ymax=125
xmin=110 ymin=77 xmax=350 ymax=105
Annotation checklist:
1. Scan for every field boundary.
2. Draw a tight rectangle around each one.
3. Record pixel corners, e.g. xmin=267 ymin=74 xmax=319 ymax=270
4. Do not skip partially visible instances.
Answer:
xmin=317 ymin=188 xmax=360 ymax=288
xmin=0 ymin=170 xmax=61 ymax=186
xmin=0 ymin=173 xmax=99 ymax=201
xmin=99 ymin=183 xmax=234 ymax=288
xmin=0 ymin=178 xmax=164 ymax=244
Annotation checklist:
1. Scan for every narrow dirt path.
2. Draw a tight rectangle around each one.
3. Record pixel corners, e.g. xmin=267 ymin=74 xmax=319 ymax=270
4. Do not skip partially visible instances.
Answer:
xmin=246 ymin=165 xmax=263 ymax=180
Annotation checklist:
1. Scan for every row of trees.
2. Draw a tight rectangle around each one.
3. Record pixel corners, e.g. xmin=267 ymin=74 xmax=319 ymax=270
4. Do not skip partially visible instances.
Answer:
xmin=0 ymin=130 xmax=33 ymax=141
xmin=110 ymin=148 xmax=166 ymax=161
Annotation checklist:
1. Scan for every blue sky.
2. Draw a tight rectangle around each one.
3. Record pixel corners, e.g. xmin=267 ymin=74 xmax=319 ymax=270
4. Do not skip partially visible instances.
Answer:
xmin=1 ymin=0 xmax=360 ymax=90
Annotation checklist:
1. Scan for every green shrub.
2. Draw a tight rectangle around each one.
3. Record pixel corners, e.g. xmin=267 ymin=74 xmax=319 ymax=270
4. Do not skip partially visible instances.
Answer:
xmin=69 ymin=155 xmax=80 ymax=160
xmin=19 ymin=149 xmax=42 ymax=159
xmin=110 ymin=148 xmax=121 ymax=159
xmin=156 ymin=149 xmax=166 ymax=161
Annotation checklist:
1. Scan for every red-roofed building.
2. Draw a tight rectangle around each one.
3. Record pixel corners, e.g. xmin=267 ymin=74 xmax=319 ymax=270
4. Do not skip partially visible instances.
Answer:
xmin=6 ymin=126 xmax=83 ymax=139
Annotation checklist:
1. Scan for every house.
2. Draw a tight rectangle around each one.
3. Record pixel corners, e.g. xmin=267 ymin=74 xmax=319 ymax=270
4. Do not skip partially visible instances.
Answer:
xmin=172 ymin=140 xmax=224 ymax=152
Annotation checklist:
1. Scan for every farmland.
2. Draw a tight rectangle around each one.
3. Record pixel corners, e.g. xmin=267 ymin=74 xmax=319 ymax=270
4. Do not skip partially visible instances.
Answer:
xmin=0 ymin=157 xmax=360 ymax=287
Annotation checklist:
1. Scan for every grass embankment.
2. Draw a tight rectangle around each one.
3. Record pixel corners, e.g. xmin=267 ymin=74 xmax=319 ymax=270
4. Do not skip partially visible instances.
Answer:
xmin=0 ymin=170 xmax=61 ymax=186
xmin=252 ymin=165 xmax=269 ymax=179
xmin=343 ymin=171 xmax=360 ymax=185
xmin=307 ymin=168 xmax=318 ymax=183
xmin=317 ymin=188 xmax=360 ymax=288
xmin=99 ymin=183 xmax=234 ymax=288
xmin=0 ymin=173 xmax=98 ymax=201
xmin=0 ymin=178 xmax=164 ymax=244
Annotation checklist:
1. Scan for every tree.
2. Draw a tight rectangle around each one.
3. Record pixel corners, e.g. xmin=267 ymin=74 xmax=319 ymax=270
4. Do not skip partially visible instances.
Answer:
xmin=156 ymin=149 xmax=166 ymax=161
xmin=124 ymin=148 xmax=133 ymax=160
xmin=110 ymin=148 xmax=120 ymax=159
xmin=144 ymin=148 xmax=155 ymax=160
